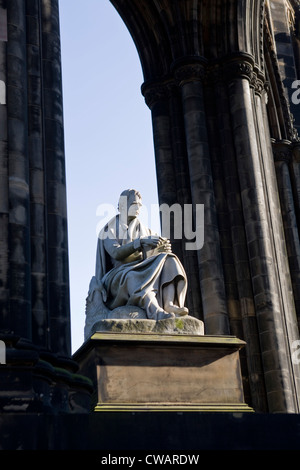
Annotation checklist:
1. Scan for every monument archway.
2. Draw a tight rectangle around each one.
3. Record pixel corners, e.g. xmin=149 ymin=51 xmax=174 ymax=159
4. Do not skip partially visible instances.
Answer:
xmin=104 ymin=0 xmax=300 ymax=414
xmin=60 ymin=0 xmax=300 ymax=413
xmin=0 ymin=0 xmax=300 ymax=418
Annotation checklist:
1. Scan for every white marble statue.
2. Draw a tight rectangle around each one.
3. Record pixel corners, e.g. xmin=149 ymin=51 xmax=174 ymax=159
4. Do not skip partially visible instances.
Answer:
xmin=84 ymin=189 xmax=190 ymax=339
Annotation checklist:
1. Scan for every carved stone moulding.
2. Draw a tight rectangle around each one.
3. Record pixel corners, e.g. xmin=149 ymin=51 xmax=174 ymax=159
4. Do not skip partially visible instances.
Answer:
xmin=141 ymin=76 xmax=174 ymax=109
xmin=171 ymin=56 xmax=208 ymax=87
xmin=141 ymin=56 xmax=208 ymax=107
xmin=210 ymin=53 xmax=266 ymax=92
xmin=141 ymin=53 xmax=266 ymax=109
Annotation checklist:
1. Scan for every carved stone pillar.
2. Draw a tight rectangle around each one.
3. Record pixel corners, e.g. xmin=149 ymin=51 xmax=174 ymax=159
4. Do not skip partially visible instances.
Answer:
xmin=0 ymin=0 xmax=72 ymax=356
xmin=0 ymin=0 xmax=92 ymax=414
xmin=273 ymin=140 xmax=300 ymax=331
xmin=209 ymin=66 xmax=268 ymax=412
xmin=257 ymin=89 xmax=300 ymax=413
xmin=226 ymin=55 xmax=300 ymax=412
xmin=41 ymin=0 xmax=71 ymax=357
xmin=142 ymin=81 xmax=177 ymax=210
xmin=0 ymin=0 xmax=9 ymax=333
xmin=290 ymin=143 xmax=300 ymax=230
xmin=142 ymin=79 xmax=203 ymax=319
xmin=173 ymin=59 xmax=230 ymax=336
xmin=7 ymin=0 xmax=32 ymax=341
xmin=26 ymin=0 xmax=49 ymax=350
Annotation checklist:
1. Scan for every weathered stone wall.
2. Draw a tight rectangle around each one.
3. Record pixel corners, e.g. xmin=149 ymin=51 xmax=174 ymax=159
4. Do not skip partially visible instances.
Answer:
xmin=0 ymin=0 xmax=70 ymax=355
xmin=0 ymin=0 xmax=89 ymax=416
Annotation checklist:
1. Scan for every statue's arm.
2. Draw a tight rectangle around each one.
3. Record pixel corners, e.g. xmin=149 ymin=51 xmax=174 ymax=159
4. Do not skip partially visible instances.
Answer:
xmin=103 ymin=237 xmax=142 ymax=261
xmin=103 ymin=234 xmax=167 ymax=262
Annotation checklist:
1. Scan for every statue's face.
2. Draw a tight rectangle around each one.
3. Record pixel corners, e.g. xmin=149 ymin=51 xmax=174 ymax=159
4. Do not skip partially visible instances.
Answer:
xmin=127 ymin=197 xmax=142 ymax=218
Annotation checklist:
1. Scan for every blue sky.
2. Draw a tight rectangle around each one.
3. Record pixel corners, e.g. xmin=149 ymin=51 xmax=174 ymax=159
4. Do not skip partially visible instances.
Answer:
xmin=59 ymin=1 xmax=160 ymax=352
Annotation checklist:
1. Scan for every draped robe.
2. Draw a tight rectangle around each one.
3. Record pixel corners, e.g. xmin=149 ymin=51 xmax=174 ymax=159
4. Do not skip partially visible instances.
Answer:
xmin=95 ymin=215 xmax=187 ymax=319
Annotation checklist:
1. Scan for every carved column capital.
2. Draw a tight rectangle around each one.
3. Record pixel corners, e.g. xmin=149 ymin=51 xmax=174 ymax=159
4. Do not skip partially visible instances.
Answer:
xmin=205 ymin=60 xmax=252 ymax=84
xmin=215 ymin=54 xmax=264 ymax=85
xmin=205 ymin=55 xmax=266 ymax=93
xmin=292 ymin=142 xmax=300 ymax=163
xmin=141 ymin=79 xmax=173 ymax=109
xmin=272 ymin=139 xmax=293 ymax=164
xmin=222 ymin=56 xmax=255 ymax=83
xmin=235 ymin=61 xmax=254 ymax=81
xmin=174 ymin=63 xmax=206 ymax=86
xmin=171 ymin=58 xmax=207 ymax=86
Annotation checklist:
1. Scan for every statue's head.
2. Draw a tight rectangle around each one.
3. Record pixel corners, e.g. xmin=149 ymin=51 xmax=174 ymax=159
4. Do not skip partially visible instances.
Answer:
xmin=118 ymin=189 xmax=142 ymax=219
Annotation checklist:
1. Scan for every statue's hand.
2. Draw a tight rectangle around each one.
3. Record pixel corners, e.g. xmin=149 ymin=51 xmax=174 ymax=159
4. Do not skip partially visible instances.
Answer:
xmin=140 ymin=235 xmax=161 ymax=248
xmin=157 ymin=237 xmax=172 ymax=253
xmin=140 ymin=236 xmax=172 ymax=253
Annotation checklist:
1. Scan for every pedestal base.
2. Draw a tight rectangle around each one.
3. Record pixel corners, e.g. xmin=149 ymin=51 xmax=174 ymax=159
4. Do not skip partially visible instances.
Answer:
xmin=74 ymin=333 xmax=253 ymax=413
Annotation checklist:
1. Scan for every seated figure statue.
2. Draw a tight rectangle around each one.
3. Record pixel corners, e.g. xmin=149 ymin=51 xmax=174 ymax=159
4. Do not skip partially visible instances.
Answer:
xmin=84 ymin=189 xmax=190 ymax=339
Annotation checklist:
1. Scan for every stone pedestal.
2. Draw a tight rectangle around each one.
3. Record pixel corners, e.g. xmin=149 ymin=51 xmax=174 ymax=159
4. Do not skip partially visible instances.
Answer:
xmin=74 ymin=332 xmax=253 ymax=412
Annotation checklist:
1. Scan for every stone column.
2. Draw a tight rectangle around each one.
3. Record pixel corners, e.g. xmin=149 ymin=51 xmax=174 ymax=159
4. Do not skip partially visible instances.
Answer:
xmin=290 ymin=143 xmax=300 ymax=234
xmin=142 ymin=79 xmax=203 ymax=319
xmin=273 ymin=140 xmax=300 ymax=330
xmin=142 ymin=80 xmax=180 ymax=258
xmin=7 ymin=0 xmax=32 ymax=340
xmin=204 ymin=76 xmax=242 ymax=335
xmin=0 ymin=0 xmax=92 ymax=415
xmin=212 ymin=71 xmax=268 ymax=411
xmin=227 ymin=55 xmax=299 ymax=412
xmin=26 ymin=0 xmax=50 ymax=350
xmin=256 ymin=85 xmax=300 ymax=411
xmin=41 ymin=0 xmax=71 ymax=357
xmin=0 ymin=0 xmax=9 ymax=333
xmin=142 ymin=81 xmax=178 ymax=216
xmin=174 ymin=60 xmax=230 ymax=335
xmin=166 ymin=81 xmax=203 ymax=319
